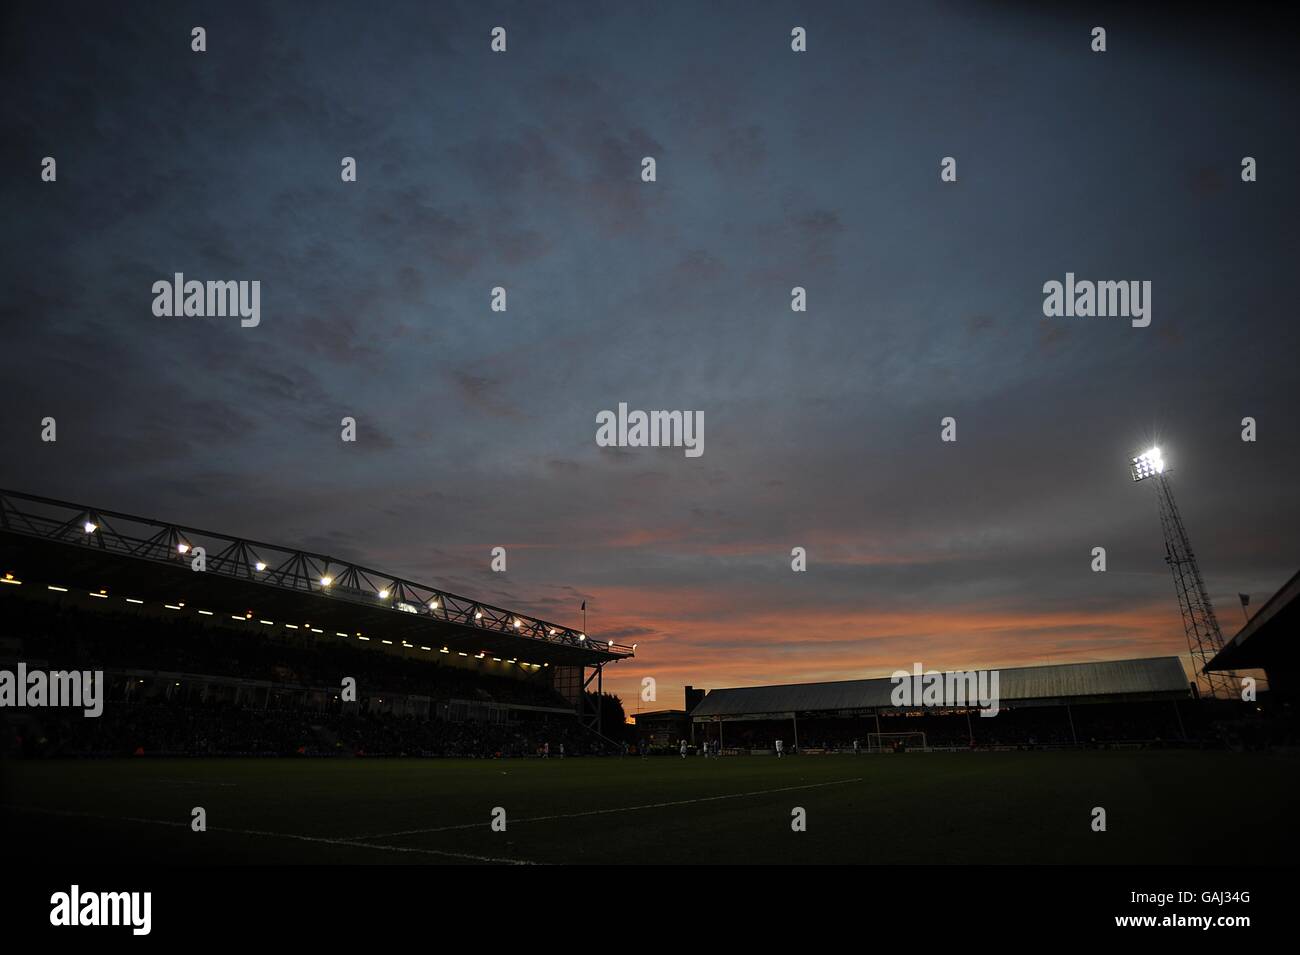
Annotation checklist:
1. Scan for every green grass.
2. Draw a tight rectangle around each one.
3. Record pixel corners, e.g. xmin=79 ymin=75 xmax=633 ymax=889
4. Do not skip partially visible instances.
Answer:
xmin=3 ymin=751 xmax=1295 ymax=864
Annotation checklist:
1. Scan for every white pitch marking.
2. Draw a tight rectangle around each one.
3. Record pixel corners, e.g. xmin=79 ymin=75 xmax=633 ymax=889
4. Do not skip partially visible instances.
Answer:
xmin=4 ymin=804 xmax=532 ymax=865
xmin=354 ymin=777 xmax=865 ymax=840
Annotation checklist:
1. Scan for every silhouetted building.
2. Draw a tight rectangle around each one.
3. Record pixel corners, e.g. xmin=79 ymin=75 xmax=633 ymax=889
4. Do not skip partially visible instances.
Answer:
xmin=1209 ymin=569 xmax=1300 ymax=703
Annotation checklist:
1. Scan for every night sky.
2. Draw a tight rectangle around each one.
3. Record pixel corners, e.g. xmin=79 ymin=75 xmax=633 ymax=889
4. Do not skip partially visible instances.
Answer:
xmin=2 ymin=1 xmax=1297 ymax=712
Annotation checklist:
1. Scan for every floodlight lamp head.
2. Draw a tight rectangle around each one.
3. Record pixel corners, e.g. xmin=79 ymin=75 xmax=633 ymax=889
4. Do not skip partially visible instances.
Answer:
xmin=1130 ymin=446 xmax=1165 ymax=482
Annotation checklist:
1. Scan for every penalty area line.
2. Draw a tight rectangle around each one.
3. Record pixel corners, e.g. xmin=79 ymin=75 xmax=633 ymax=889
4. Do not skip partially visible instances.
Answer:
xmin=3 ymin=804 xmax=534 ymax=865
xmin=354 ymin=776 xmax=865 ymax=840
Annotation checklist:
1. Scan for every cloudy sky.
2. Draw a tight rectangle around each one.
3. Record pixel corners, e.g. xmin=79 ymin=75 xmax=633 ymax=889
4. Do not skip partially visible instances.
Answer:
xmin=2 ymin=1 xmax=1297 ymax=712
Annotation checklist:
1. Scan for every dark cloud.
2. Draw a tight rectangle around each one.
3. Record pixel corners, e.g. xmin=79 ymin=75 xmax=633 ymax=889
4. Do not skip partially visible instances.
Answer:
xmin=1 ymin=0 xmax=1297 ymax=708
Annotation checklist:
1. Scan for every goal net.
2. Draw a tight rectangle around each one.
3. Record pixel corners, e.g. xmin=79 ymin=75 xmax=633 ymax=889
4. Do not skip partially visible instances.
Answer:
xmin=866 ymin=732 xmax=928 ymax=753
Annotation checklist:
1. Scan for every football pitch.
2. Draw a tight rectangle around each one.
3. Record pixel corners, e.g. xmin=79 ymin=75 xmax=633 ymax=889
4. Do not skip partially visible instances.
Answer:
xmin=3 ymin=750 xmax=1295 ymax=865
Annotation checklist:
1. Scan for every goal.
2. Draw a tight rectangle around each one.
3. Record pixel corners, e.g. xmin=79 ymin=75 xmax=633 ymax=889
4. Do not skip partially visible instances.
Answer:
xmin=866 ymin=732 xmax=928 ymax=753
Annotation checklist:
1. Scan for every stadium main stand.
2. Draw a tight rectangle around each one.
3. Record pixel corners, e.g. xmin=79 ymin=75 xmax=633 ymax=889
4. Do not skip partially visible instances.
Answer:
xmin=0 ymin=594 xmax=610 ymax=758
xmin=0 ymin=489 xmax=635 ymax=758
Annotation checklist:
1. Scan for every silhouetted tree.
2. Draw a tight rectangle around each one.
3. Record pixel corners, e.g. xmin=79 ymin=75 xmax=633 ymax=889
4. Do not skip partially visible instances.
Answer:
xmin=585 ymin=691 xmax=632 ymax=743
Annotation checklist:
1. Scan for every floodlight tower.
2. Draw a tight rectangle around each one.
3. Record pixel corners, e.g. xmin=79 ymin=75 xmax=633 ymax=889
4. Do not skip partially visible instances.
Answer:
xmin=1129 ymin=447 xmax=1237 ymax=699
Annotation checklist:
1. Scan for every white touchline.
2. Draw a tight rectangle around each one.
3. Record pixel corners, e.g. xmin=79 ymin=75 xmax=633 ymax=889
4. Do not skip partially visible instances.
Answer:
xmin=5 ymin=805 xmax=533 ymax=865
xmin=352 ymin=777 xmax=866 ymax=840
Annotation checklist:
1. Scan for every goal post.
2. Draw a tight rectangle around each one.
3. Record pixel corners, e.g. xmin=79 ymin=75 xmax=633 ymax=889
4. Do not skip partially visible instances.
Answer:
xmin=866 ymin=731 xmax=928 ymax=753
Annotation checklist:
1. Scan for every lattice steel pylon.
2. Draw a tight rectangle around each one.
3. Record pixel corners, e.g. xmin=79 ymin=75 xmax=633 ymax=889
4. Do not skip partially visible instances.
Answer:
xmin=1130 ymin=447 xmax=1237 ymax=699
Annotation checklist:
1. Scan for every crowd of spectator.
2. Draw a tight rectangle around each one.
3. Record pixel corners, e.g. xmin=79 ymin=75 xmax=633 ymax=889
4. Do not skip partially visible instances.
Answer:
xmin=1 ymin=595 xmax=612 ymax=759
xmin=8 ymin=699 xmax=605 ymax=758
xmin=3 ymin=598 xmax=567 ymax=709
